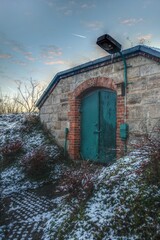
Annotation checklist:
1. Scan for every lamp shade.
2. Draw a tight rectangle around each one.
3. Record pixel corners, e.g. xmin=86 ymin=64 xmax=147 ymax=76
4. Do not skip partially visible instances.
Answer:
xmin=96 ymin=34 xmax=121 ymax=54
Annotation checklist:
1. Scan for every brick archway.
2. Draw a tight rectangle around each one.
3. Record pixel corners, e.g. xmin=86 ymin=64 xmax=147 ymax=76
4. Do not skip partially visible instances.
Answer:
xmin=68 ymin=77 xmax=124 ymax=160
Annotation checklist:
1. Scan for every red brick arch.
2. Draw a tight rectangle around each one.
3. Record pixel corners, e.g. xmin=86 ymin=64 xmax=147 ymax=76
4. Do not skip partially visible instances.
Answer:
xmin=68 ymin=77 xmax=124 ymax=160
xmin=71 ymin=77 xmax=117 ymax=99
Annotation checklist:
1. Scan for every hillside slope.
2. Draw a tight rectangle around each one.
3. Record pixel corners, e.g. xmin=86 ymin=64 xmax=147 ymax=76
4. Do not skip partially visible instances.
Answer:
xmin=0 ymin=113 xmax=61 ymax=196
xmin=46 ymin=154 xmax=160 ymax=240
xmin=0 ymin=114 xmax=160 ymax=240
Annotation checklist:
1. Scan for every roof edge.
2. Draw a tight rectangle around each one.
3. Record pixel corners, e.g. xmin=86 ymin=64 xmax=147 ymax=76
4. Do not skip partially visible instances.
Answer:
xmin=36 ymin=45 xmax=160 ymax=108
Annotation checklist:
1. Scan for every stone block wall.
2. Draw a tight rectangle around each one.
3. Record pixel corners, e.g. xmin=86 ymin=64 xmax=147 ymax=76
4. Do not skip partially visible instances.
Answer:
xmin=39 ymin=55 xmax=160 ymax=157
xmin=126 ymin=57 xmax=160 ymax=147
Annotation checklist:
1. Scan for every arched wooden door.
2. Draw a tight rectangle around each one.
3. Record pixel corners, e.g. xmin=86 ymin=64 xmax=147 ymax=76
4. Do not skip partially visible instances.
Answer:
xmin=80 ymin=89 xmax=116 ymax=163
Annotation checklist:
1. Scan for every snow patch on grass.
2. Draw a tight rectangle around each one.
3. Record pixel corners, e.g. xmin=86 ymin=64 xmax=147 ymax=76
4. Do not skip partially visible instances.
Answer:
xmin=47 ymin=154 xmax=160 ymax=240
xmin=1 ymin=113 xmax=160 ymax=240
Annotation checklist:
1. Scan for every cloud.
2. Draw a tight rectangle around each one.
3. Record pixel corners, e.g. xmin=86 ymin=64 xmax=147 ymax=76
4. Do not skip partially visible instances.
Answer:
xmin=12 ymin=60 xmax=27 ymax=66
xmin=50 ymin=1 xmax=95 ymax=15
xmin=57 ymin=6 xmax=73 ymax=15
xmin=69 ymin=0 xmax=76 ymax=4
xmin=42 ymin=0 xmax=56 ymax=7
xmin=43 ymin=0 xmax=73 ymax=16
xmin=24 ymin=52 xmax=36 ymax=61
xmin=120 ymin=18 xmax=143 ymax=26
xmin=72 ymin=33 xmax=87 ymax=39
xmin=64 ymin=9 xmax=72 ymax=15
xmin=0 ymin=53 xmax=12 ymax=59
xmin=41 ymin=45 xmax=62 ymax=59
xmin=11 ymin=43 xmax=36 ymax=62
xmin=137 ymin=34 xmax=152 ymax=40
xmin=0 ymin=34 xmax=36 ymax=62
xmin=137 ymin=34 xmax=152 ymax=44
xmin=11 ymin=44 xmax=36 ymax=61
xmin=84 ymin=21 xmax=103 ymax=30
xmin=81 ymin=3 xmax=95 ymax=9
xmin=44 ymin=60 xmax=65 ymax=65
xmin=10 ymin=41 xmax=27 ymax=54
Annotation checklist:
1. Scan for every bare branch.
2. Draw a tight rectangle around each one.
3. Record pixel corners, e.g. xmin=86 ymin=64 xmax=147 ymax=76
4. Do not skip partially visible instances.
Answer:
xmin=15 ymin=79 xmax=45 ymax=113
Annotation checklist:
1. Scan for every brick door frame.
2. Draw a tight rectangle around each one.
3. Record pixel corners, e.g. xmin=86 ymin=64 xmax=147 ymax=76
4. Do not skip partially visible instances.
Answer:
xmin=68 ymin=77 xmax=125 ymax=160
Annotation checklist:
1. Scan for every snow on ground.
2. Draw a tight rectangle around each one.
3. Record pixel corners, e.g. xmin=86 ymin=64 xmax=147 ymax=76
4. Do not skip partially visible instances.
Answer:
xmin=46 ymin=153 xmax=160 ymax=240
xmin=0 ymin=114 xmax=160 ymax=239
xmin=0 ymin=113 xmax=59 ymax=156
xmin=0 ymin=190 xmax=71 ymax=240
xmin=0 ymin=113 xmax=68 ymax=240
xmin=0 ymin=113 xmax=61 ymax=197
xmin=66 ymin=155 xmax=143 ymax=240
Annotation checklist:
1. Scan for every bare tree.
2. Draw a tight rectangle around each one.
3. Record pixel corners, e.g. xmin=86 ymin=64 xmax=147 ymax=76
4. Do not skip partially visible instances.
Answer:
xmin=0 ymin=79 xmax=45 ymax=114
xmin=15 ymin=79 xmax=45 ymax=113
xmin=0 ymin=89 xmax=23 ymax=114
xmin=137 ymin=37 xmax=151 ymax=45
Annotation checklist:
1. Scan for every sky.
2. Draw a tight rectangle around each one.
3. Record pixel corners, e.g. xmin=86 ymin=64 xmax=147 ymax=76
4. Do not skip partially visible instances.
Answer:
xmin=0 ymin=0 xmax=160 ymax=95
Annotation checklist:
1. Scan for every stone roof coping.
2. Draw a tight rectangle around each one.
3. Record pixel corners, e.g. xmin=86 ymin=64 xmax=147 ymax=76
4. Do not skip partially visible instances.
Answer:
xmin=36 ymin=45 xmax=160 ymax=108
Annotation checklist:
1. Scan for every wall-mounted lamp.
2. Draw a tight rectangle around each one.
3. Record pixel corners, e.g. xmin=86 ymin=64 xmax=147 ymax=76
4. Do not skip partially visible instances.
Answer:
xmin=96 ymin=34 xmax=128 ymax=152
xmin=96 ymin=34 xmax=127 ymax=115
xmin=96 ymin=34 xmax=122 ymax=54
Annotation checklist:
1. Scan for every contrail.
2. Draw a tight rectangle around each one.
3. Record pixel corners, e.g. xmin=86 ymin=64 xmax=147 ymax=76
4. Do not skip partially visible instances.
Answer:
xmin=72 ymin=33 xmax=87 ymax=39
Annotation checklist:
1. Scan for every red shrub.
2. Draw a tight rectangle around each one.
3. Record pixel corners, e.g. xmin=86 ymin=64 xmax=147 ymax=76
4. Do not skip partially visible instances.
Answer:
xmin=57 ymin=166 xmax=94 ymax=202
xmin=1 ymin=140 xmax=23 ymax=160
xmin=21 ymin=147 xmax=49 ymax=177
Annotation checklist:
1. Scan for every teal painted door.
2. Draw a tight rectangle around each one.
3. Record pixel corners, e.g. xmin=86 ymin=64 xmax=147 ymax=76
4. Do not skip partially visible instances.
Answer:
xmin=80 ymin=91 xmax=99 ymax=160
xmin=80 ymin=89 xmax=116 ymax=163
